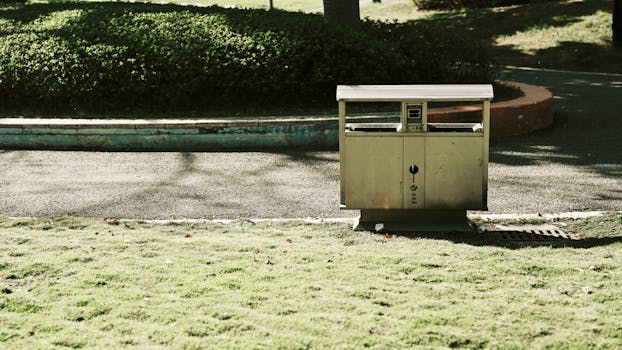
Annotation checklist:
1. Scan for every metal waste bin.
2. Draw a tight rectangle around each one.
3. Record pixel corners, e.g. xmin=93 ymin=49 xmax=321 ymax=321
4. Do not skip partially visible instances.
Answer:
xmin=337 ymin=85 xmax=493 ymax=231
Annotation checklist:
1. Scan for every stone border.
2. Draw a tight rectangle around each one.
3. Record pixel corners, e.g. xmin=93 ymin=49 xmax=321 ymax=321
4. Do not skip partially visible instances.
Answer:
xmin=0 ymin=82 xmax=553 ymax=150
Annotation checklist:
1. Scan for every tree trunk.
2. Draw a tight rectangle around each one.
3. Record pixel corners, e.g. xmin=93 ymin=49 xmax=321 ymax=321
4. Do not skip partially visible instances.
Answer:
xmin=614 ymin=0 xmax=622 ymax=47
xmin=323 ymin=0 xmax=360 ymax=27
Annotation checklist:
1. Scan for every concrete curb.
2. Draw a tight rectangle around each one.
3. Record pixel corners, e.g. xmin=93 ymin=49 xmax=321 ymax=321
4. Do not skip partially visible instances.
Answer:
xmin=0 ymin=121 xmax=339 ymax=151
xmin=0 ymin=82 xmax=553 ymax=150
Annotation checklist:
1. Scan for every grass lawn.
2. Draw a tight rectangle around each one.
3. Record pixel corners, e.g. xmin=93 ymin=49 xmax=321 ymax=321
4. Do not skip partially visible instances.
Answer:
xmin=1 ymin=213 xmax=621 ymax=348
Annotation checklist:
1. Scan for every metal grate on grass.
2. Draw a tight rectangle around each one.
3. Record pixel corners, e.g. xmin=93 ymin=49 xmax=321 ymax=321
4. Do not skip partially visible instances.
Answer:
xmin=486 ymin=224 xmax=579 ymax=242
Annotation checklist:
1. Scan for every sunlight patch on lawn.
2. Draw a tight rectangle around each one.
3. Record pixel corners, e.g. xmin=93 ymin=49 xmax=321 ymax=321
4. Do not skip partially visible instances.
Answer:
xmin=495 ymin=10 xmax=612 ymax=53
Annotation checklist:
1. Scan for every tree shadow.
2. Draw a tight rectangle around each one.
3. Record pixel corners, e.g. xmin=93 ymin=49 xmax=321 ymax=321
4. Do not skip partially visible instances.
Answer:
xmin=375 ymin=230 xmax=622 ymax=249
xmin=490 ymin=111 xmax=621 ymax=179
xmin=423 ymin=0 xmax=604 ymax=35
xmin=533 ymin=41 xmax=622 ymax=72
xmin=61 ymin=150 xmax=344 ymax=219
xmin=412 ymin=0 xmax=619 ymax=72
xmin=489 ymin=62 xmax=622 ymax=181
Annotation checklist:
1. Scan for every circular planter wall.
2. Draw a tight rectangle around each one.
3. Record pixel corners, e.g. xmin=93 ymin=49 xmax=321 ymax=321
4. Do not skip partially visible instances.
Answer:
xmin=428 ymin=81 xmax=554 ymax=137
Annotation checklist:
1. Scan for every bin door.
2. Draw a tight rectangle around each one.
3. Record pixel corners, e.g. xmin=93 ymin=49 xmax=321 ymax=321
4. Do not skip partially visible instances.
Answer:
xmin=344 ymin=136 xmax=403 ymax=209
xmin=424 ymin=136 xmax=486 ymax=210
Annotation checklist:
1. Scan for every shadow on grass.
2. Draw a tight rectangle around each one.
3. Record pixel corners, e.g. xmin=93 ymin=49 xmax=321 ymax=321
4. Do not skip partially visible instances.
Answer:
xmin=531 ymin=41 xmax=622 ymax=72
xmin=383 ymin=230 xmax=622 ymax=249
xmin=413 ymin=0 xmax=621 ymax=72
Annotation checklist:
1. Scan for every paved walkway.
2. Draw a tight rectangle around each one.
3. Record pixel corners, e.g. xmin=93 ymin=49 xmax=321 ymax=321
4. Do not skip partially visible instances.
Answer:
xmin=0 ymin=67 xmax=620 ymax=219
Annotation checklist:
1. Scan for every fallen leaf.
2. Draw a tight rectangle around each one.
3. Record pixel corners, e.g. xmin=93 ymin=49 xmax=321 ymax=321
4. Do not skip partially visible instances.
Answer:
xmin=184 ymin=234 xmax=192 ymax=238
xmin=106 ymin=219 xmax=119 ymax=225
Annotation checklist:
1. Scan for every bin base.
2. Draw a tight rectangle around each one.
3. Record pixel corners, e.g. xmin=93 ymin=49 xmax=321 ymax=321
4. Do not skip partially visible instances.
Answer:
xmin=353 ymin=209 xmax=472 ymax=232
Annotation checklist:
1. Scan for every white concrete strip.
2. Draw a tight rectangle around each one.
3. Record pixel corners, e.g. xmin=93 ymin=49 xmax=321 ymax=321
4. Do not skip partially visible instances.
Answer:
xmin=141 ymin=211 xmax=617 ymax=225
xmin=504 ymin=65 xmax=622 ymax=78
xmin=471 ymin=211 xmax=612 ymax=221
xmin=143 ymin=217 xmax=354 ymax=225
xmin=0 ymin=114 xmax=401 ymax=129
xmin=0 ymin=116 xmax=336 ymax=128
xmin=3 ymin=211 xmax=617 ymax=225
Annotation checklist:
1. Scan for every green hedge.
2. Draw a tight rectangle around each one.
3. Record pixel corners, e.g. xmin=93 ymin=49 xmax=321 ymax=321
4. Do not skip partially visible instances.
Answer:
xmin=0 ymin=3 xmax=497 ymax=113
xmin=412 ymin=0 xmax=552 ymax=10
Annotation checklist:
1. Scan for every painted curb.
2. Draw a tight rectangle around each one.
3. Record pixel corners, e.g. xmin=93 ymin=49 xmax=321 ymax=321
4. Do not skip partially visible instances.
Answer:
xmin=0 ymin=123 xmax=338 ymax=151
xmin=0 ymin=82 xmax=553 ymax=150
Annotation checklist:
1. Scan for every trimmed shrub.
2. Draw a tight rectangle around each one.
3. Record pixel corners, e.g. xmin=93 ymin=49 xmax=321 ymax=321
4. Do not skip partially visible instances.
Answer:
xmin=0 ymin=3 xmax=498 ymax=114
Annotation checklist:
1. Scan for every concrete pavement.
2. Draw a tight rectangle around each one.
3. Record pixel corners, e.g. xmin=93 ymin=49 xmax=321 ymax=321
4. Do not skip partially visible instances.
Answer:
xmin=0 ymin=67 xmax=620 ymax=219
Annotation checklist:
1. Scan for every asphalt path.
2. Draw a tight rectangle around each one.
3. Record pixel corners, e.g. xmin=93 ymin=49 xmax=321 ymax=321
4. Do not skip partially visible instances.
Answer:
xmin=1 ymin=67 xmax=620 ymax=219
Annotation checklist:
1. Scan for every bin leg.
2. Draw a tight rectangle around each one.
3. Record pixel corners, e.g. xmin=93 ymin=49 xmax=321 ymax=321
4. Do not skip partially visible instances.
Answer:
xmin=354 ymin=209 xmax=471 ymax=232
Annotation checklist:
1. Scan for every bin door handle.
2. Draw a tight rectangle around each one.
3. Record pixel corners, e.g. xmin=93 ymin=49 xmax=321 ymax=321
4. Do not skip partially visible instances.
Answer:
xmin=409 ymin=165 xmax=419 ymax=192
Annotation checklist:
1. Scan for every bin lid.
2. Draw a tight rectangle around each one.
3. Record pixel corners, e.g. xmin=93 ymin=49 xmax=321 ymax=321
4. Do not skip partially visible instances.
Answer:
xmin=336 ymin=84 xmax=494 ymax=102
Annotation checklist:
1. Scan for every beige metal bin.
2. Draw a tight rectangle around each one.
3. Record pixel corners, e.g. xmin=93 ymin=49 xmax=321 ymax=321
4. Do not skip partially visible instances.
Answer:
xmin=337 ymin=85 xmax=493 ymax=231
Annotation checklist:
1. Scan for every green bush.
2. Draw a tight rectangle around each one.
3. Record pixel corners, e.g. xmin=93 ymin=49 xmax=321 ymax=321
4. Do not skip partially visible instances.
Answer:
xmin=0 ymin=3 xmax=497 ymax=114
xmin=412 ymin=0 xmax=552 ymax=10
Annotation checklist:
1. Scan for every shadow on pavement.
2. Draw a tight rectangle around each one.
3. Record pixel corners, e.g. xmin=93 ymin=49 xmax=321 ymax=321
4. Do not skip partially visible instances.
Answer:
xmin=492 ymin=68 xmax=622 ymax=180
